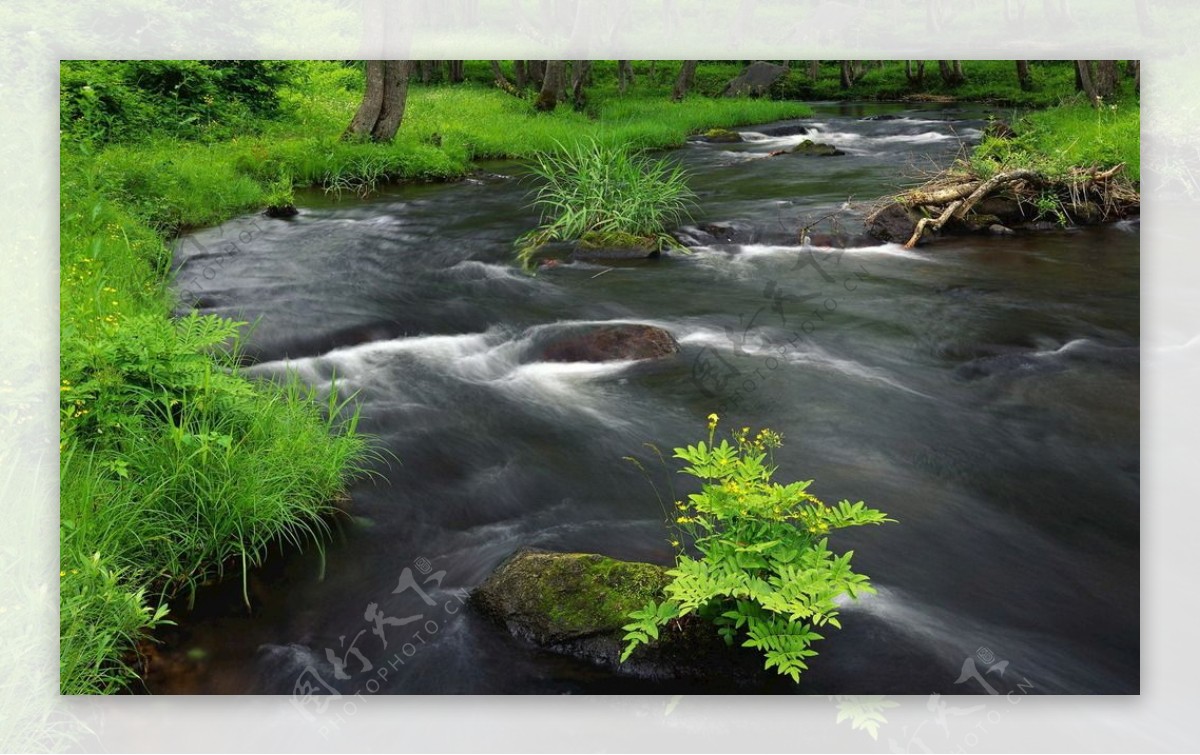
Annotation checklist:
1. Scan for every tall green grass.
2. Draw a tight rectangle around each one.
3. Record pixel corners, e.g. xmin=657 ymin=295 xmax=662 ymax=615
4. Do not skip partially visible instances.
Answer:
xmin=516 ymin=139 xmax=697 ymax=265
xmin=971 ymin=94 xmax=1141 ymax=181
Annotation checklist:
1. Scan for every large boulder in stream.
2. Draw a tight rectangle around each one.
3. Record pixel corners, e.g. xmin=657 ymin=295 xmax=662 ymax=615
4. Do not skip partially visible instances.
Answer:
xmin=471 ymin=548 xmax=773 ymax=685
xmin=865 ymin=202 xmax=923 ymax=244
xmin=542 ymin=324 xmax=679 ymax=363
xmin=722 ymin=61 xmax=789 ymax=97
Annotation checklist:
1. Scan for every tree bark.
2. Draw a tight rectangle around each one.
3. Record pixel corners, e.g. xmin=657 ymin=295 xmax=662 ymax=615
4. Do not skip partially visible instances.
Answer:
xmin=446 ymin=60 xmax=465 ymax=83
xmin=618 ymin=60 xmax=635 ymax=94
xmin=529 ymin=60 xmax=546 ymax=90
xmin=938 ymin=60 xmax=964 ymax=86
xmin=905 ymin=60 xmax=925 ymax=86
xmin=1095 ymin=60 xmax=1119 ymax=98
xmin=840 ymin=60 xmax=856 ymax=89
xmin=671 ymin=60 xmax=698 ymax=101
xmin=1076 ymin=60 xmax=1100 ymax=106
xmin=345 ymin=60 xmax=411 ymax=143
xmin=1016 ymin=60 xmax=1031 ymax=91
xmin=344 ymin=60 xmax=386 ymax=140
xmin=807 ymin=60 xmax=820 ymax=81
xmin=514 ymin=59 xmax=528 ymax=89
xmin=571 ymin=60 xmax=590 ymax=109
xmin=370 ymin=61 xmax=411 ymax=142
xmin=490 ymin=60 xmax=515 ymax=93
xmin=535 ymin=60 xmax=566 ymax=111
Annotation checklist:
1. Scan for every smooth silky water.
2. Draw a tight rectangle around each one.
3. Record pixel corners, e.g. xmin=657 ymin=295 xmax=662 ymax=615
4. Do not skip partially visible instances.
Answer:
xmin=158 ymin=103 xmax=1138 ymax=694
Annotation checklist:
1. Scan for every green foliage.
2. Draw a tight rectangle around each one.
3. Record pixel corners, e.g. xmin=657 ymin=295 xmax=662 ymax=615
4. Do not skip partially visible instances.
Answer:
xmin=58 ymin=553 xmax=171 ymax=695
xmin=515 ymin=139 xmax=696 ymax=265
xmin=621 ymin=416 xmax=894 ymax=682
xmin=970 ymin=94 xmax=1140 ymax=182
xmin=768 ymin=60 xmax=1078 ymax=108
xmin=60 ymin=60 xmax=293 ymax=145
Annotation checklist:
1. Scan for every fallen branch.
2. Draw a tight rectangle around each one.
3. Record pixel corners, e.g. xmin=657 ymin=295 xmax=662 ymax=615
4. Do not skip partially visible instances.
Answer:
xmin=903 ymin=169 xmax=1042 ymax=248
xmin=901 ymin=181 xmax=983 ymax=208
xmin=904 ymin=199 xmax=964 ymax=249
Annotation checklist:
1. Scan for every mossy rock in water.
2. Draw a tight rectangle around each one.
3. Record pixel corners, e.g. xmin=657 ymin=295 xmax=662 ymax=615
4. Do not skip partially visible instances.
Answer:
xmin=473 ymin=549 xmax=670 ymax=646
xmin=572 ymin=231 xmax=662 ymax=262
xmin=471 ymin=548 xmax=779 ymax=686
xmin=788 ymin=139 xmax=845 ymax=157
xmin=700 ymin=128 xmax=743 ymax=143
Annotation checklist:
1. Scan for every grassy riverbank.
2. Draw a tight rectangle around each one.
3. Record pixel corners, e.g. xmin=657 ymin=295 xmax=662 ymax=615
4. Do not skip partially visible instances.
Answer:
xmin=58 ymin=61 xmax=812 ymax=694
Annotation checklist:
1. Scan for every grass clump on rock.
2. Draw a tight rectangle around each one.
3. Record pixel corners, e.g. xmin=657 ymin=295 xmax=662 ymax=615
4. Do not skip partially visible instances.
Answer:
xmin=515 ymin=138 xmax=696 ymax=267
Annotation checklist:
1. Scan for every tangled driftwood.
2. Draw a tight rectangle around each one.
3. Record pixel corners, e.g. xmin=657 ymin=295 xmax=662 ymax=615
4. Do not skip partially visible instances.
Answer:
xmin=868 ymin=161 xmax=1137 ymax=248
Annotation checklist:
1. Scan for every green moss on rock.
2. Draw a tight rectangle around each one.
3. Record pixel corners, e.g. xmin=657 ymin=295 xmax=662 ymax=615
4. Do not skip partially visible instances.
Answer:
xmin=701 ymin=127 xmax=743 ymax=143
xmin=577 ymin=230 xmax=656 ymax=250
xmin=473 ymin=549 xmax=669 ymax=645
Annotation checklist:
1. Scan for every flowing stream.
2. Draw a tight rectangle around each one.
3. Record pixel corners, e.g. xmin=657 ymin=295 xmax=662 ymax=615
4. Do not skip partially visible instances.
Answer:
xmin=158 ymin=102 xmax=1139 ymax=695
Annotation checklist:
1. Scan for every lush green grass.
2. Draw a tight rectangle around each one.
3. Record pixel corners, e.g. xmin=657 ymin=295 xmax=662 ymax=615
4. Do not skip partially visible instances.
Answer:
xmin=59 ymin=166 xmax=370 ymax=694
xmin=972 ymin=94 xmax=1141 ymax=181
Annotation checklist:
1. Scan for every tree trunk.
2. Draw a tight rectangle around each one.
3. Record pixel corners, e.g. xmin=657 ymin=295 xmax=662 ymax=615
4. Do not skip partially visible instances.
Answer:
xmin=344 ymin=60 xmax=386 ymax=140
xmin=530 ymin=60 xmax=546 ymax=90
xmin=370 ymin=61 xmax=411 ymax=142
xmin=1016 ymin=60 xmax=1031 ymax=91
xmin=1132 ymin=60 xmax=1140 ymax=94
xmin=671 ymin=60 xmax=698 ymax=101
xmin=419 ymin=61 xmax=433 ymax=84
xmin=618 ymin=60 xmax=634 ymax=94
xmin=490 ymin=60 xmax=515 ymax=94
xmin=514 ymin=59 xmax=528 ymax=89
xmin=446 ymin=60 xmax=465 ymax=83
xmin=1076 ymin=60 xmax=1100 ymax=106
xmin=905 ymin=60 xmax=925 ymax=86
xmin=1095 ymin=60 xmax=1119 ymax=98
xmin=840 ymin=60 xmax=856 ymax=89
xmin=535 ymin=60 xmax=566 ymax=111
xmin=345 ymin=60 xmax=411 ymax=143
xmin=938 ymin=60 xmax=964 ymax=86
xmin=807 ymin=60 xmax=820 ymax=81
xmin=571 ymin=60 xmax=590 ymax=110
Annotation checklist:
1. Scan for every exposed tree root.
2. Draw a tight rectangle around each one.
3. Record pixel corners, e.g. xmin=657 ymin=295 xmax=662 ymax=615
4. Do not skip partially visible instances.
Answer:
xmin=867 ymin=160 xmax=1139 ymax=248
xmin=904 ymin=169 xmax=1042 ymax=247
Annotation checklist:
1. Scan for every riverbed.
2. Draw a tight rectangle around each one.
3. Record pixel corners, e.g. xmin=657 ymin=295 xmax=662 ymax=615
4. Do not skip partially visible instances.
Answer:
xmin=158 ymin=102 xmax=1139 ymax=695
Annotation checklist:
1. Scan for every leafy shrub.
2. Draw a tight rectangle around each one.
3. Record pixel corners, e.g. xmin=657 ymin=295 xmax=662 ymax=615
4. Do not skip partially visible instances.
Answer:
xmin=621 ymin=416 xmax=894 ymax=682
xmin=58 ymin=553 xmax=171 ymax=695
xmin=515 ymin=138 xmax=696 ymax=266
xmin=60 ymin=60 xmax=294 ymax=145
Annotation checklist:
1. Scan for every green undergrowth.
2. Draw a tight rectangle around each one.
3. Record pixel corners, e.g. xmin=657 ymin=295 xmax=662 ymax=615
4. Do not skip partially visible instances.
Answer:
xmin=770 ymin=60 xmax=1079 ymax=107
xmin=971 ymin=94 xmax=1140 ymax=182
xmin=58 ymin=60 xmax=810 ymax=694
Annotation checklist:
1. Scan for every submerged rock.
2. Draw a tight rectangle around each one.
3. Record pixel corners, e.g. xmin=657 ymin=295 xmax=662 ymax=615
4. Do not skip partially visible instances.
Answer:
xmin=264 ymin=204 xmax=298 ymax=218
xmin=541 ymin=324 xmax=679 ymax=363
xmin=696 ymin=127 xmax=743 ymax=143
xmin=471 ymin=548 xmax=772 ymax=685
xmin=788 ymin=139 xmax=845 ymax=156
xmin=722 ymin=61 xmax=789 ymax=97
xmin=755 ymin=122 xmax=809 ymax=137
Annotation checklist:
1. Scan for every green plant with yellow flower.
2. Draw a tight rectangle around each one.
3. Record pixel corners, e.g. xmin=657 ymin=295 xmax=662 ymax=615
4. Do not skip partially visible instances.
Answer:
xmin=620 ymin=414 xmax=894 ymax=682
